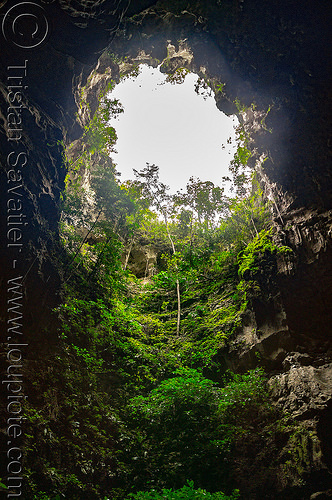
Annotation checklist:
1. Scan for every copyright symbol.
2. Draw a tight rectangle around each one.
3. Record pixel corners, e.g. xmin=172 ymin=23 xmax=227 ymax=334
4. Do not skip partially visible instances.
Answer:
xmin=2 ymin=2 xmax=49 ymax=49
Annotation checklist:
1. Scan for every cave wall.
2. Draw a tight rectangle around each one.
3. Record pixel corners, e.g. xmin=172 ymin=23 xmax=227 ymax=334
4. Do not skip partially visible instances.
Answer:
xmin=0 ymin=0 xmax=332 ymax=497
xmin=0 ymin=0 xmax=159 ymax=341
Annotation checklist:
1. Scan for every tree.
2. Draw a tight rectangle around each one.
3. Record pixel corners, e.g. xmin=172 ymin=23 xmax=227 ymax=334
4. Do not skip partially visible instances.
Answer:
xmin=171 ymin=177 xmax=227 ymax=266
xmin=84 ymin=94 xmax=123 ymax=155
xmin=127 ymin=368 xmax=225 ymax=491
xmin=120 ymin=180 xmax=153 ymax=271
xmin=217 ymin=173 xmax=272 ymax=252
xmin=91 ymin=155 xmax=136 ymax=232
xmin=174 ymin=177 xmax=227 ymax=230
xmin=133 ymin=164 xmax=182 ymax=336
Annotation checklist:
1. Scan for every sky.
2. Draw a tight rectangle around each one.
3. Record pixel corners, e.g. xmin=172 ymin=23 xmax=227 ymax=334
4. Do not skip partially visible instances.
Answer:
xmin=108 ymin=64 xmax=238 ymax=194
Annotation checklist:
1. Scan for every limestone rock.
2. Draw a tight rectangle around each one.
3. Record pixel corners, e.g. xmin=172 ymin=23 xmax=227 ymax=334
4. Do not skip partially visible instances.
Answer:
xmin=269 ymin=363 xmax=332 ymax=419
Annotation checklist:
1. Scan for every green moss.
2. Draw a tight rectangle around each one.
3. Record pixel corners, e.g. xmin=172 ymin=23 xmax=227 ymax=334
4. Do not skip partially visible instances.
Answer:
xmin=282 ymin=426 xmax=316 ymax=484
xmin=238 ymin=229 xmax=292 ymax=278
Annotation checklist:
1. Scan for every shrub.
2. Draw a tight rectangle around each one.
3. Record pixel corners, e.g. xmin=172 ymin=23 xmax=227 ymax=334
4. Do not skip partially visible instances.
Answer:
xmin=127 ymin=480 xmax=240 ymax=499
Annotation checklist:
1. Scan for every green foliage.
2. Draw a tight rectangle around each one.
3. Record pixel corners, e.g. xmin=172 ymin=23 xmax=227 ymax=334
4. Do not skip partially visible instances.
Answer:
xmin=238 ymin=229 xmax=292 ymax=278
xmin=23 ymin=347 xmax=120 ymax=499
xmin=224 ymin=102 xmax=255 ymax=196
xmin=214 ymin=82 xmax=225 ymax=94
xmin=217 ymin=174 xmax=272 ymax=249
xmin=125 ymin=368 xmax=222 ymax=490
xmin=34 ymin=495 xmax=62 ymax=500
xmin=52 ymin=147 xmax=292 ymax=496
xmin=166 ymin=67 xmax=191 ymax=84
xmin=218 ymin=368 xmax=269 ymax=426
xmin=83 ymin=93 xmax=123 ymax=154
xmin=133 ymin=164 xmax=173 ymax=222
xmin=91 ymin=159 xmax=136 ymax=225
xmin=0 ymin=479 xmax=7 ymax=490
xmin=128 ymin=367 xmax=218 ymax=418
xmin=174 ymin=176 xmax=227 ymax=229
xmin=234 ymin=98 xmax=248 ymax=114
xmin=28 ymin=59 xmax=300 ymax=499
xmin=124 ymin=367 xmax=269 ymax=493
xmin=127 ymin=481 xmax=240 ymax=499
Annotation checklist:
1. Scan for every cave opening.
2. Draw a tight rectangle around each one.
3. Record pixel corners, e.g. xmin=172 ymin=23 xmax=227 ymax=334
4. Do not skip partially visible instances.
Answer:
xmin=1 ymin=2 xmax=331 ymax=499
xmin=62 ymin=35 xmax=277 ymax=289
xmin=107 ymin=62 xmax=239 ymax=194
xmin=74 ymin=31 xmax=276 ymax=210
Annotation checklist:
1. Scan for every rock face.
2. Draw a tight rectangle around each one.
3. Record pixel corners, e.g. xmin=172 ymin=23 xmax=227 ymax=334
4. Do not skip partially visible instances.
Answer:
xmin=0 ymin=0 xmax=331 ymax=497
xmin=270 ymin=362 xmax=332 ymax=419
xmin=124 ymin=240 xmax=167 ymax=278
xmin=0 ymin=0 xmax=157 ymax=340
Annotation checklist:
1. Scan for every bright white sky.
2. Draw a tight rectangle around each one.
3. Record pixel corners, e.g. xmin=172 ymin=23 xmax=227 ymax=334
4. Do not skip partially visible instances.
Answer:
xmin=108 ymin=64 xmax=238 ymax=194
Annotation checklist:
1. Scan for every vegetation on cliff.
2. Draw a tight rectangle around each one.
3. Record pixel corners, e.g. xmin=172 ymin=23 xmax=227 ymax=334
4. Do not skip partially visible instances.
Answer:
xmin=20 ymin=70 xmax=303 ymax=500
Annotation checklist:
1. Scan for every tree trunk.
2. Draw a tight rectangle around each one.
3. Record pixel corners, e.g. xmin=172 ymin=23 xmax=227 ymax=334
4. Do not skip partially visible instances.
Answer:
xmin=175 ymin=276 xmax=181 ymax=336
xmin=164 ymin=215 xmax=181 ymax=336
xmin=189 ymin=211 xmax=194 ymax=265
xmin=123 ymin=237 xmax=134 ymax=271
